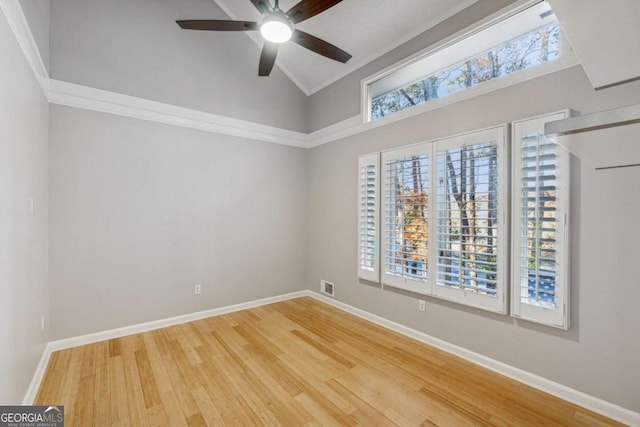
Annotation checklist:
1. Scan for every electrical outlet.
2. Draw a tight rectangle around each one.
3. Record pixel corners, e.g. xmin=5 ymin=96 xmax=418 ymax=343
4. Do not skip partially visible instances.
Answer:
xmin=418 ymin=300 xmax=426 ymax=312
xmin=41 ymin=315 xmax=45 ymax=331
xmin=194 ymin=284 xmax=201 ymax=295
xmin=30 ymin=198 xmax=35 ymax=214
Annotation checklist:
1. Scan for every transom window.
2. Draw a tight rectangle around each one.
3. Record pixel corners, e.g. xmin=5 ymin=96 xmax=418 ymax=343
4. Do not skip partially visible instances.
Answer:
xmin=364 ymin=1 xmax=574 ymax=122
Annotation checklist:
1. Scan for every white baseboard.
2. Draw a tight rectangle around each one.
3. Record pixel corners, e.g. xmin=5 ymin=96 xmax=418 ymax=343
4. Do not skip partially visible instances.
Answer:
xmin=21 ymin=342 xmax=53 ymax=405
xmin=47 ymin=291 xmax=308 ymax=352
xmin=24 ymin=289 xmax=640 ymax=426
xmin=307 ymin=291 xmax=640 ymax=427
xmin=23 ymin=291 xmax=307 ymax=404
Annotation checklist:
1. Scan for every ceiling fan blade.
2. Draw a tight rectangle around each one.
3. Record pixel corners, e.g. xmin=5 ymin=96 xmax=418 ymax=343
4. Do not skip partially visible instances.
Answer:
xmin=286 ymin=0 xmax=343 ymax=24
xmin=259 ymin=42 xmax=279 ymax=76
xmin=176 ymin=20 xmax=259 ymax=31
xmin=249 ymin=0 xmax=271 ymax=14
xmin=291 ymin=30 xmax=351 ymax=63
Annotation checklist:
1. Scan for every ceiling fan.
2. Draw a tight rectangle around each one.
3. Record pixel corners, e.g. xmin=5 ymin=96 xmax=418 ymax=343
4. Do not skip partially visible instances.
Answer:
xmin=176 ymin=0 xmax=352 ymax=76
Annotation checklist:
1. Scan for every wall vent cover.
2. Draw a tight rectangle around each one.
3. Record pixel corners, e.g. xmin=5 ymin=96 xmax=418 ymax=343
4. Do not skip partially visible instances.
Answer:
xmin=320 ymin=280 xmax=335 ymax=297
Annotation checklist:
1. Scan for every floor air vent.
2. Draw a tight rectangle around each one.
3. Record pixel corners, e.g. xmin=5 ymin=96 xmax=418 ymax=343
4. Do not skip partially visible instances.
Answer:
xmin=320 ymin=280 xmax=335 ymax=297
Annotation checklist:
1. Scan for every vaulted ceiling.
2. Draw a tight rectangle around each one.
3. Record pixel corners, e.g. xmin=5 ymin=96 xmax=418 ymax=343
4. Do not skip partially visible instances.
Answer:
xmin=46 ymin=0 xmax=496 ymax=132
xmin=212 ymin=0 xmax=477 ymax=95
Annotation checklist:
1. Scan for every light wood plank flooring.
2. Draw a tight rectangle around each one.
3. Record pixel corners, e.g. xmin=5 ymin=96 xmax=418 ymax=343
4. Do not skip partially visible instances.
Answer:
xmin=35 ymin=297 xmax=622 ymax=426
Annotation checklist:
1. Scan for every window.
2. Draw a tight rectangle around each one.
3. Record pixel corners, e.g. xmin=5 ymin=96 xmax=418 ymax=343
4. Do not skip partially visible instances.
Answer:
xmin=365 ymin=1 xmax=575 ymax=122
xmin=433 ymin=127 xmax=508 ymax=312
xmin=381 ymin=144 xmax=430 ymax=294
xmin=358 ymin=153 xmax=380 ymax=282
xmin=512 ymin=112 xmax=570 ymax=328
xmin=378 ymin=126 xmax=507 ymax=312
xmin=360 ymin=116 xmax=571 ymax=323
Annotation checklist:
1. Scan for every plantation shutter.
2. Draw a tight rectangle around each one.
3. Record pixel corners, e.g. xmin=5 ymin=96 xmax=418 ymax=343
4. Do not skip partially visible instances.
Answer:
xmin=381 ymin=143 xmax=430 ymax=294
xmin=512 ymin=112 xmax=570 ymax=329
xmin=358 ymin=153 xmax=380 ymax=282
xmin=432 ymin=126 xmax=508 ymax=313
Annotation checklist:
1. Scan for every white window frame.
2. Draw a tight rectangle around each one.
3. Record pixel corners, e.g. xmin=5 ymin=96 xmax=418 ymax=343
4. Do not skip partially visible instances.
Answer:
xmin=511 ymin=111 xmax=570 ymax=329
xmin=358 ymin=153 xmax=380 ymax=282
xmin=379 ymin=126 xmax=508 ymax=313
xmin=381 ymin=142 xmax=431 ymax=295
xmin=360 ymin=0 xmax=579 ymax=126
xmin=431 ymin=126 xmax=509 ymax=313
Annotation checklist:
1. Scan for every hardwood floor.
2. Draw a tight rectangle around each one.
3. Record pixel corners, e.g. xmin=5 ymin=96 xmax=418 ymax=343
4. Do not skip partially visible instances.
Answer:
xmin=35 ymin=297 xmax=622 ymax=426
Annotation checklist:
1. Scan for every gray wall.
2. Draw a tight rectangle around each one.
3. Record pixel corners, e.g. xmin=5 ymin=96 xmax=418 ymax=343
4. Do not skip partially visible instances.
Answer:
xmin=306 ymin=0 xmax=516 ymax=132
xmin=49 ymin=0 xmax=308 ymax=132
xmin=48 ymin=105 xmax=307 ymax=340
xmin=19 ymin=0 xmax=50 ymax=72
xmin=0 ymin=10 xmax=49 ymax=404
xmin=305 ymin=65 xmax=640 ymax=412
xmin=8 ymin=0 xmax=640 ymax=414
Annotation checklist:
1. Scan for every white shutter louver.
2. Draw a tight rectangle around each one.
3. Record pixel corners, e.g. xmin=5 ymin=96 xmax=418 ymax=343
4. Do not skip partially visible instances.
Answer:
xmin=432 ymin=127 xmax=508 ymax=313
xmin=358 ymin=153 xmax=380 ymax=282
xmin=363 ymin=126 xmax=517 ymax=314
xmin=381 ymin=144 xmax=430 ymax=294
xmin=512 ymin=112 xmax=570 ymax=329
xmin=436 ymin=143 xmax=499 ymax=296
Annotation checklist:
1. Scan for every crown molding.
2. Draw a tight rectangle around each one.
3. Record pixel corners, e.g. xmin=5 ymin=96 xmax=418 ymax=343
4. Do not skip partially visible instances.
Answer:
xmin=1 ymin=0 xmax=363 ymax=148
xmin=47 ymin=54 xmax=579 ymax=150
xmin=0 ymin=0 xmax=49 ymax=96
xmin=1 ymin=0 xmax=323 ymax=148
xmin=0 ymin=0 xmax=582 ymax=150
xmin=306 ymin=115 xmax=365 ymax=147
xmin=48 ymin=79 xmax=310 ymax=148
xmin=48 ymin=78 xmax=372 ymax=148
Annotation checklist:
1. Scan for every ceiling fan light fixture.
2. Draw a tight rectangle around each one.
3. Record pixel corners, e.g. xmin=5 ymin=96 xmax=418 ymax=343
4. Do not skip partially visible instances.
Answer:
xmin=176 ymin=0 xmax=351 ymax=77
xmin=260 ymin=15 xmax=292 ymax=43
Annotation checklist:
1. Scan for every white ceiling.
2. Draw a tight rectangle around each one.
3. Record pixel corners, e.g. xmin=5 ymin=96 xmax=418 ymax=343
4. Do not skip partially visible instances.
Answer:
xmin=213 ymin=0 xmax=478 ymax=95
